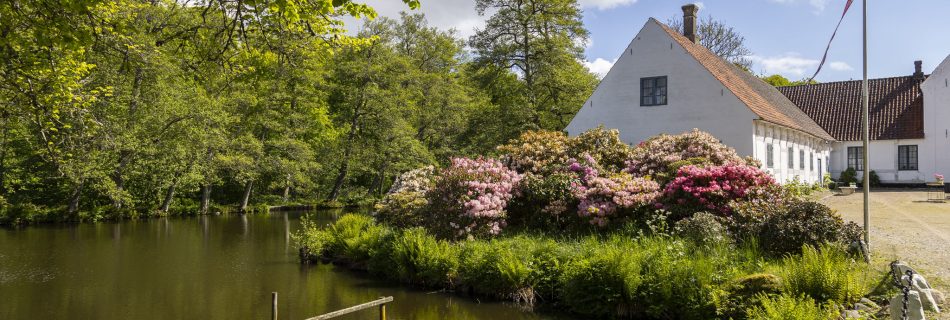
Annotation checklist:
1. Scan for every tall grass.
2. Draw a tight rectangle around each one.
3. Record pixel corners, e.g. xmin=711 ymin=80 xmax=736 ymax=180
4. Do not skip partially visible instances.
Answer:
xmin=746 ymin=294 xmax=839 ymax=320
xmin=295 ymin=214 xmax=879 ymax=319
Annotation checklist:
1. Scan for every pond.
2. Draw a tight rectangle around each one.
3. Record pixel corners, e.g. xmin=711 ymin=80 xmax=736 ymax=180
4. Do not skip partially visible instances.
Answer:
xmin=0 ymin=210 xmax=557 ymax=319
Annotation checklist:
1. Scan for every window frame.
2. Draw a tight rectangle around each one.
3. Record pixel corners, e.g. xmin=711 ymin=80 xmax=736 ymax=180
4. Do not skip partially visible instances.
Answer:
xmin=766 ymin=143 xmax=774 ymax=168
xmin=787 ymin=147 xmax=794 ymax=169
xmin=897 ymin=145 xmax=918 ymax=171
xmin=799 ymin=150 xmax=805 ymax=170
xmin=809 ymin=152 xmax=814 ymax=171
xmin=847 ymin=146 xmax=864 ymax=171
xmin=640 ymin=76 xmax=668 ymax=107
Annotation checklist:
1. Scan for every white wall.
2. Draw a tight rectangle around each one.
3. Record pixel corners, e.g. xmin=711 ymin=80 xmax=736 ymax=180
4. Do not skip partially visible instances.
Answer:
xmin=565 ymin=19 xmax=757 ymax=156
xmin=921 ymin=54 xmax=950 ymax=183
xmin=754 ymin=120 xmax=831 ymax=184
xmin=829 ymin=139 xmax=928 ymax=183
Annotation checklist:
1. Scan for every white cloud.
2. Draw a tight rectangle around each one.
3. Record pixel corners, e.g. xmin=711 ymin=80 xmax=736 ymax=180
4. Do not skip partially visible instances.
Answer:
xmin=342 ymin=0 xmax=486 ymax=39
xmin=579 ymin=0 xmax=638 ymax=10
xmin=828 ymin=61 xmax=853 ymax=71
xmin=748 ymin=53 xmax=818 ymax=77
xmin=693 ymin=2 xmax=705 ymax=10
xmin=583 ymin=58 xmax=617 ymax=78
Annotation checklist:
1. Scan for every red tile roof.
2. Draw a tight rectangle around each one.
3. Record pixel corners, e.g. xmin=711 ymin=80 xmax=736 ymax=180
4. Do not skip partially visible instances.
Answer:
xmin=776 ymin=76 xmax=925 ymax=141
xmin=653 ymin=19 xmax=836 ymax=141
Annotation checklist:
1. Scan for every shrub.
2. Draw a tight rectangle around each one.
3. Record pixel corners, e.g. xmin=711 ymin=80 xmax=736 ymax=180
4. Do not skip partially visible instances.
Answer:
xmin=324 ymin=214 xmax=391 ymax=264
xmin=839 ymin=167 xmax=859 ymax=186
xmin=661 ymin=164 xmax=776 ymax=219
xmin=426 ymin=157 xmax=521 ymax=239
xmin=727 ymin=184 xmax=796 ymax=241
xmin=758 ymin=201 xmax=861 ymax=255
xmin=387 ymin=228 xmax=459 ymax=287
xmin=508 ymin=172 xmax=579 ymax=229
xmin=569 ymin=155 xmax=661 ymax=227
xmin=559 ymin=240 xmax=644 ymax=318
xmin=674 ymin=211 xmax=730 ymax=245
xmin=627 ymin=129 xmax=748 ymax=181
xmin=496 ymin=130 xmax=570 ymax=175
xmin=780 ymin=245 xmax=870 ymax=304
xmin=869 ymin=170 xmax=881 ymax=187
xmin=565 ymin=126 xmax=632 ymax=171
xmin=375 ymin=166 xmax=435 ymax=228
xmin=746 ymin=293 xmax=839 ymax=320
xmin=783 ymin=176 xmax=816 ymax=198
xmin=715 ymin=273 xmax=784 ymax=319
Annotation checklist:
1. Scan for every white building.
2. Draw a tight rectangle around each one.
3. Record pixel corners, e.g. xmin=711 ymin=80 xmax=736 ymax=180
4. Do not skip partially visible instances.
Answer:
xmin=566 ymin=4 xmax=949 ymax=185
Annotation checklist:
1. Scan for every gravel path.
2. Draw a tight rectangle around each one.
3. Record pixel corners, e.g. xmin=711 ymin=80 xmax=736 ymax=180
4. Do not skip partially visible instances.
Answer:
xmin=820 ymin=190 xmax=950 ymax=289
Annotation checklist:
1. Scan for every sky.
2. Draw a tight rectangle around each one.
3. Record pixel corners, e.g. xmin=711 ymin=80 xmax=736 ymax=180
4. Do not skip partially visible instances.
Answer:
xmin=348 ymin=0 xmax=950 ymax=82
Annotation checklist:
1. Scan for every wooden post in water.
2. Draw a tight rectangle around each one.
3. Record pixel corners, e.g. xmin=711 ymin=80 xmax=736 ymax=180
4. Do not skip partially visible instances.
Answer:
xmin=379 ymin=302 xmax=387 ymax=320
xmin=272 ymin=292 xmax=278 ymax=320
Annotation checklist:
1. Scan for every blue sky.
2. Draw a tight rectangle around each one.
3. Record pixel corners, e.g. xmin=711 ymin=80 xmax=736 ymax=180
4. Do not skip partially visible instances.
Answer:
xmin=356 ymin=0 xmax=950 ymax=82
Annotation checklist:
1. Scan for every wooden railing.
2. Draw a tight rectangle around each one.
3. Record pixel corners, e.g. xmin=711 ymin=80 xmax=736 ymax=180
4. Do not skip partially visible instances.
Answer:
xmin=270 ymin=292 xmax=393 ymax=320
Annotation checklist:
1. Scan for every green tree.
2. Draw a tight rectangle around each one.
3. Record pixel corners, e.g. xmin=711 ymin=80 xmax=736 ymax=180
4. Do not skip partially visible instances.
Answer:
xmin=469 ymin=0 xmax=598 ymax=131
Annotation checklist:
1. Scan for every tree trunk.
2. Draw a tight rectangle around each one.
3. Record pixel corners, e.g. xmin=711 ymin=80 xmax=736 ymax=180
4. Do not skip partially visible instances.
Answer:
xmin=239 ymin=180 xmax=253 ymax=212
xmin=159 ymin=178 xmax=179 ymax=214
xmin=67 ymin=181 xmax=85 ymax=215
xmin=282 ymin=174 xmax=291 ymax=203
xmin=200 ymin=184 xmax=212 ymax=214
xmin=327 ymin=105 xmax=362 ymax=201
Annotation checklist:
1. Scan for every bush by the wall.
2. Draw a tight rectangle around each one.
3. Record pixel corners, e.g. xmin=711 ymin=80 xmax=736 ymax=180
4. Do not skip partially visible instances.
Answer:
xmin=758 ymin=201 xmax=861 ymax=255
xmin=565 ymin=126 xmax=632 ymax=172
xmin=627 ymin=129 xmax=748 ymax=182
xmin=660 ymin=164 xmax=776 ymax=219
xmin=839 ymin=168 xmax=858 ymax=186
xmin=496 ymin=130 xmax=570 ymax=175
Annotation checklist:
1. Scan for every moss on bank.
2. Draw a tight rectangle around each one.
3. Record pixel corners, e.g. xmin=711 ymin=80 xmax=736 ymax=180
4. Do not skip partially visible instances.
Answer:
xmin=295 ymin=213 xmax=883 ymax=319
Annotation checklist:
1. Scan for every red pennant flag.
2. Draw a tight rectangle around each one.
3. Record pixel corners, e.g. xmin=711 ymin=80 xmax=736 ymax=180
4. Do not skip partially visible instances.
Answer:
xmin=809 ymin=0 xmax=854 ymax=82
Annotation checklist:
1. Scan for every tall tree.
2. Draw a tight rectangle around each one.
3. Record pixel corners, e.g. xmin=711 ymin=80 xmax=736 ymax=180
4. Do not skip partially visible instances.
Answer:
xmin=469 ymin=0 xmax=598 ymax=131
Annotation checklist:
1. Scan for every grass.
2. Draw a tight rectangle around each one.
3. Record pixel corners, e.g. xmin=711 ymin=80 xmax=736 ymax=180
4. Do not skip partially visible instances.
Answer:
xmin=296 ymin=213 xmax=882 ymax=319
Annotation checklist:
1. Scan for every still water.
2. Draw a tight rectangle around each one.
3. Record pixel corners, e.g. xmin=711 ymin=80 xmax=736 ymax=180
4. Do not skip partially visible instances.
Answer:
xmin=0 ymin=210 xmax=554 ymax=319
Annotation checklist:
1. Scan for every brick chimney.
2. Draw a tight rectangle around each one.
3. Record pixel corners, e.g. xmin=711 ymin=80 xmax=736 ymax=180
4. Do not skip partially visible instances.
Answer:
xmin=914 ymin=60 xmax=925 ymax=80
xmin=682 ymin=4 xmax=699 ymax=44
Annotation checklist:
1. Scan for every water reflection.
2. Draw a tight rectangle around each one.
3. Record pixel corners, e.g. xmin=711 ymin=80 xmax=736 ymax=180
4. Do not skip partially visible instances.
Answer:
xmin=0 ymin=210 xmax=558 ymax=320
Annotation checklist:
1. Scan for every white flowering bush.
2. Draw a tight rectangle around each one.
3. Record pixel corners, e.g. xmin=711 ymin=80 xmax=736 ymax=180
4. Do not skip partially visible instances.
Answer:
xmin=426 ymin=157 xmax=522 ymax=239
xmin=374 ymin=166 xmax=435 ymax=228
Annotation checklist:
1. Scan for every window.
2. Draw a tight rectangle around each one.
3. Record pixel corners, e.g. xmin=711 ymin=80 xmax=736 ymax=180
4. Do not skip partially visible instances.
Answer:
xmin=809 ymin=153 xmax=814 ymax=171
xmin=787 ymin=147 xmax=794 ymax=169
xmin=818 ymin=159 xmax=822 ymax=174
xmin=640 ymin=76 xmax=667 ymax=106
xmin=766 ymin=143 xmax=774 ymax=168
xmin=898 ymin=145 xmax=918 ymax=171
xmin=847 ymin=147 xmax=864 ymax=171
xmin=799 ymin=150 xmax=805 ymax=170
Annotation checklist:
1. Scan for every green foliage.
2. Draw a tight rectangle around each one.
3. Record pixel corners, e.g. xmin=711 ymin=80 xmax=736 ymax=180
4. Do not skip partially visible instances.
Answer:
xmin=869 ymin=170 xmax=881 ymax=187
xmin=760 ymin=74 xmax=819 ymax=87
xmin=780 ymin=245 xmax=870 ymax=304
xmin=758 ymin=201 xmax=861 ymax=255
xmin=565 ymin=126 xmax=632 ymax=171
xmin=746 ymin=293 xmax=839 ymax=320
xmin=299 ymin=215 xmax=882 ymax=319
xmin=839 ymin=167 xmax=859 ymax=186
xmin=674 ymin=211 xmax=730 ymax=245
xmin=783 ymin=176 xmax=823 ymax=198
xmin=715 ymin=273 xmax=784 ymax=319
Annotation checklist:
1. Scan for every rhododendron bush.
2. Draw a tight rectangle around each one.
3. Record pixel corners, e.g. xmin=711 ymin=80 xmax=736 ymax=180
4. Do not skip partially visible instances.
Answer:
xmin=627 ymin=129 xmax=749 ymax=181
xmin=375 ymin=166 xmax=435 ymax=228
xmin=565 ymin=126 xmax=632 ymax=171
xmin=426 ymin=157 xmax=521 ymax=239
xmin=496 ymin=130 xmax=570 ymax=175
xmin=569 ymin=154 xmax=661 ymax=226
xmin=661 ymin=164 xmax=776 ymax=218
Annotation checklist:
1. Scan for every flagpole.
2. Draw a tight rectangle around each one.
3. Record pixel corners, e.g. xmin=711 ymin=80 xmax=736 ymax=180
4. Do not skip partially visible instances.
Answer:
xmin=861 ymin=0 xmax=871 ymax=255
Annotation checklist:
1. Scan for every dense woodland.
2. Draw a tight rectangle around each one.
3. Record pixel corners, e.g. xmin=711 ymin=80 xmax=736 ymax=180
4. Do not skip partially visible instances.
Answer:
xmin=0 ymin=0 xmax=600 ymax=219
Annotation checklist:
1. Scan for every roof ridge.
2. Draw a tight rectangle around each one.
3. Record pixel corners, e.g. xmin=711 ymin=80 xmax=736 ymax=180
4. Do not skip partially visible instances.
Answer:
xmin=651 ymin=19 xmax=835 ymax=141
xmin=780 ymin=75 xmax=928 ymax=88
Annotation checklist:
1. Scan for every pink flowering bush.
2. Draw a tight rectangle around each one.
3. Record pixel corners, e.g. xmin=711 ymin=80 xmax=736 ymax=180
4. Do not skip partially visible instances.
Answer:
xmin=426 ymin=157 xmax=522 ymax=240
xmin=661 ymin=164 xmax=776 ymax=219
xmin=568 ymin=154 xmax=661 ymax=227
xmin=627 ymin=129 xmax=749 ymax=181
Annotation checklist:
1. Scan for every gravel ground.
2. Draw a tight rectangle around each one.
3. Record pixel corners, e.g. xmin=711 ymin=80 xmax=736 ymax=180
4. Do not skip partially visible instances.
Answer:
xmin=820 ymin=190 xmax=950 ymax=288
